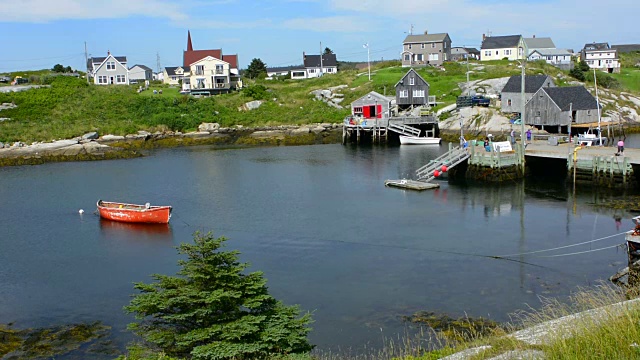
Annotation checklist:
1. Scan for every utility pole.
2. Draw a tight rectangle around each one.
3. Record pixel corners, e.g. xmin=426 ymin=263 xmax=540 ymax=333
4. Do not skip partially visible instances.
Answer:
xmin=364 ymin=43 xmax=371 ymax=81
xmin=568 ymin=102 xmax=573 ymax=158
xmin=520 ymin=41 xmax=527 ymax=174
xmin=594 ymin=68 xmax=602 ymax=146
xmin=84 ymin=41 xmax=89 ymax=84
xmin=319 ymin=41 xmax=323 ymax=77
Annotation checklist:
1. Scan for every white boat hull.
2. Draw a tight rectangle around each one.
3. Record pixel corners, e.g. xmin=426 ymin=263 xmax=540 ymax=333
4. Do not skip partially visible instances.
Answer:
xmin=399 ymin=135 xmax=441 ymax=145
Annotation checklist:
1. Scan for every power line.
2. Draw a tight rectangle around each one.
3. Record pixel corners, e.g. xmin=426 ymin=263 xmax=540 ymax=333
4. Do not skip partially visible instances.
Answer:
xmin=0 ymin=53 xmax=85 ymax=62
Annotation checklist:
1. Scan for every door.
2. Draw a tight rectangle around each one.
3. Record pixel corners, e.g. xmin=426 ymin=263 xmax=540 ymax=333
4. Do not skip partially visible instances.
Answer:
xmin=363 ymin=106 xmax=370 ymax=118
xmin=376 ymin=104 xmax=382 ymax=118
xmin=368 ymin=105 xmax=377 ymax=118
xmin=110 ymin=76 xmax=114 ymax=84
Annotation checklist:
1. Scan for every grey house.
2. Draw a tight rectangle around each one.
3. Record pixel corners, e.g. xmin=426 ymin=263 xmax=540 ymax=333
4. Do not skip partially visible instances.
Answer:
xmin=87 ymin=53 xmax=129 ymax=85
xmin=129 ymin=64 xmax=153 ymax=82
xmin=451 ymin=47 xmax=480 ymax=61
xmin=395 ymin=68 xmax=430 ymax=109
xmin=401 ymin=32 xmax=452 ymax=67
xmin=524 ymin=86 xmax=600 ymax=127
xmin=501 ymin=75 xmax=555 ymax=113
xmin=350 ymin=91 xmax=393 ymax=120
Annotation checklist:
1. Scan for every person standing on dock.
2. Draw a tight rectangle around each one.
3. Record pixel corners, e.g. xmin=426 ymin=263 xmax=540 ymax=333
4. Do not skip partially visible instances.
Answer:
xmin=617 ymin=138 xmax=625 ymax=156
xmin=526 ymin=129 xmax=532 ymax=144
xmin=510 ymin=129 xmax=516 ymax=144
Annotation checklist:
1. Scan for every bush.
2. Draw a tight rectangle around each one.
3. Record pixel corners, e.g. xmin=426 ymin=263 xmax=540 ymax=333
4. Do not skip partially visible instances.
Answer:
xmin=569 ymin=67 xmax=586 ymax=81
xmin=242 ymin=84 xmax=270 ymax=100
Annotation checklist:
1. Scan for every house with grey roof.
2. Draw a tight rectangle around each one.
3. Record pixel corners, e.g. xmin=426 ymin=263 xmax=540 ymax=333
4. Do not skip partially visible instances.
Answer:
xmin=162 ymin=66 xmax=187 ymax=85
xmin=350 ymin=91 xmax=393 ymax=120
xmin=401 ymin=31 xmax=452 ymax=67
xmin=523 ymin=36 xmax=556 ymax=55
xmin=581 ymin=42 xmax=620 ymax=73
xmin=87 ymin=52 xmax=129 ymax=85
xmin=524 ymin=86 xmax=600 ymax=128
xmin=480 ymin=34 xmax=525 ymax=61
xmin=528 ymin=49 xmax=573 ymax=70
xmin=451 ymin=47 xmax=480 ymax=61
xmin=129 ymin=64 xmax=153 ymax=82
xmin=265 ymin=66 xmax=300 ymax=79
xmin=501 ymin=75 xmax=555 ymax=114
xmin=611 ymin=44 xmax=640 ymax=53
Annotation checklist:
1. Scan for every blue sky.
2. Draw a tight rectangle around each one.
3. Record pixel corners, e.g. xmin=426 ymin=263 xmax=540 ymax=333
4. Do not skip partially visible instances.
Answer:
xmin=0 ymin=0 xmax=637 ymax=73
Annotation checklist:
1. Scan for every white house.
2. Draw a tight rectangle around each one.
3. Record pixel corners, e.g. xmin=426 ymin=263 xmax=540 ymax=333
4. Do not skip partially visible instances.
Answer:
xmin=581 ymin=42 xmax=620 ymax=73
xmin=129 ymin=64 xmax=153 ymax=82
xmin=528 ymin=49 xmax=573 ymax=70
xmin=87 ymin=52 xmax=129 ymax=85
xmin=290 ymin=52 xmax=338 ymax=79
xmin=523 ymin=36 xmax=556 ymax=55
xmin=480 ymin=34 xmax=525 ymax=61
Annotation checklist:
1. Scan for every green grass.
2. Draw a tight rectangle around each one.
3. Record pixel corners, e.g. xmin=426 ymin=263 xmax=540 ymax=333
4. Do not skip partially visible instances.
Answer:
xmin=610 ymin=67 xmax=640 ymax=93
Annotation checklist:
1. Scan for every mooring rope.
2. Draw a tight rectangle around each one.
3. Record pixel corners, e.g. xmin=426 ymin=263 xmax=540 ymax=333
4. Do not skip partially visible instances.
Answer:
xmin=496 ymin=232 xmax=627 ymax=258
xmin=533 ymin=243 xmax=625 ymax=258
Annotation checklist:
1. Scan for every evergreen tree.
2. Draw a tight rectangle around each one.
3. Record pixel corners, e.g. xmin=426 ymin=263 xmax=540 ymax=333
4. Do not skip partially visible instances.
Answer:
xmin=125 ymin=232 xmax=313 ymax=360
xmin=323 ymin=47 xmax=333 ymax=55
xmin=245 ymin=58 xmax=267 ymax=79
xmin=52 ymin=64 xmax=65 ymax=72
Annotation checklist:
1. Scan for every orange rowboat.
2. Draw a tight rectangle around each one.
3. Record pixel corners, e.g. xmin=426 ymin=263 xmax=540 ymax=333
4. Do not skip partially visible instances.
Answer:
xmin=97 ymin=200 xmax=172 ymax=224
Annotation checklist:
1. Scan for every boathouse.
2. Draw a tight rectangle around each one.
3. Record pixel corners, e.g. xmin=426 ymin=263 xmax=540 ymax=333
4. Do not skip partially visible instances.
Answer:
xmin=524 ymin=86 xmax=600 ymax=126
xmin=395 ymin=68 xmax=430 ymax=110
xmin=350 ymin=91 xmax=393 ymax=120
xmin=501 ymin=75 xmax=555 ymax=113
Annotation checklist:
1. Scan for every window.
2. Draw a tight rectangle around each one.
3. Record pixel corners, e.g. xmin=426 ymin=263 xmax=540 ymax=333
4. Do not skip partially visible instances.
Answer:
xmin=431 ymin=43 xmax=436 ymax=48
xmin=399 ymin=90 xmax=408 ymax=98
xmin=408 ymin=44 xmax=412 ymax=50
xmin=413 ymin=90 xmax=425 ymax=97
xmin=504 ymin=49 xmax=511 ymax=56
xmin=484 ymin=50 xmax=491 ymax=57
xmin=195 ymin=65 xmax=205 ymax=75
xmin=292 ymin=71 xmax=305 ymax=77
xmin=106 ymin=61 xmax=115 ymax=70
xmin=309 ymin=69 xmax=315 ymax=73
xmin=536 ymin=111 xmax=541 ymax=116
xmin=404 ymin=54 xmax=410 ymax=61
xmin=507 ymin=99 xmax=512 ymax=106
xmin=116 ymin=75 xmax=126 ymax=83
xmin=353 ymin=106 xmax=363 ymax=115
xmin=98 ymin=75 xmax=107 ymax=84
xmin=587 ymin=110 xmax=592 ymax=115
xmin=215 ymin=64 xmax=224 ymax=74
xmin=428 ymin=53 xmax=439 ymax=61
xmin=409 ymin=77 xmax=415 ymax=85
xmin=416 ymin=54 xmax=423 ymax=61
xmin=495 ymin=51 xmax=499 ymax=55
xmin=171 ymin=76 xmax=177 ymax=81
xmin=421 ymin=43 xmax=425 ymax=49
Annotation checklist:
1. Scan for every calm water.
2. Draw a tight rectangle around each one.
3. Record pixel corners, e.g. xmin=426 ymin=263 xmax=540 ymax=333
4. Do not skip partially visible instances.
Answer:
xmin=0 ymin=142 xmax=635 ymax=354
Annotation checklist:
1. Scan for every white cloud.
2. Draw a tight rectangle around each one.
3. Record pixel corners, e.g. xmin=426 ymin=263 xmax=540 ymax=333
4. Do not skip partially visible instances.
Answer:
xmin=0 ymin=0 xmax=187 ymax=22
xmin=282 ymin=16 xmax=371 ymax=32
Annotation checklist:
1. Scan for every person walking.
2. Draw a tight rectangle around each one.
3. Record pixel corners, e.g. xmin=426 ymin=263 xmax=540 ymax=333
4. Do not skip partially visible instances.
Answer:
xmin=526 ymin=129 xmax=532 ymax=143
xmin=617 ymin=138 xmax=625 ymax=156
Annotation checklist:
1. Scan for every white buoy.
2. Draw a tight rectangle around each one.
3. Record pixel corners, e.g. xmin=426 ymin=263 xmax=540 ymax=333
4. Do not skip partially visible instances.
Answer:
xmin=79 ymin=209 xmax=84 ymax=214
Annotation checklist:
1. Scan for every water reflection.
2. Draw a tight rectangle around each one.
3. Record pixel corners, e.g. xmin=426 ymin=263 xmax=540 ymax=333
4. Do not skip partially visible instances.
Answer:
xmin=99 ymin=219 xmax=174 ymax=242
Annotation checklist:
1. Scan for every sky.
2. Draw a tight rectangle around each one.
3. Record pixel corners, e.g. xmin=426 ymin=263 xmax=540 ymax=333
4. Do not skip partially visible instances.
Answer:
xmin=0 ymin=0 xmax=638 ymax=73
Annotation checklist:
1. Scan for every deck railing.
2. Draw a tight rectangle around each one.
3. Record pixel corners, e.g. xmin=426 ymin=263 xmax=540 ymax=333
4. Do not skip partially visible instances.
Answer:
xmin=468 ymin=142 xmax=523 ymax=168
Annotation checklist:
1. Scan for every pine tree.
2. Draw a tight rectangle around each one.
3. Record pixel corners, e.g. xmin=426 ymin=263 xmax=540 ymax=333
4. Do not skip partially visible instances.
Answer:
xmin=125 ymin=232 xmax=313 ymax=360
xmin=245 ymin=58 xmax=267 ymax=79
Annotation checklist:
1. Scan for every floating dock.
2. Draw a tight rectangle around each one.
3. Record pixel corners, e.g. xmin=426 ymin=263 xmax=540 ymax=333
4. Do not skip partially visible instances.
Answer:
xmin=384 ymin=179 xmax=439 ymax=191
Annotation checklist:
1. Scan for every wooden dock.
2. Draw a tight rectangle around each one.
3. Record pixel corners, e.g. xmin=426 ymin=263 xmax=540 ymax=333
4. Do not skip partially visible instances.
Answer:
xmin=342 ymin=116 xmax=438 ymax=144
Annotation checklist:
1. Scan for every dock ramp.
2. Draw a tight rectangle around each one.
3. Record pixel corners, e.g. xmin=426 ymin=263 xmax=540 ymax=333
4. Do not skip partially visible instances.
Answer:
xmin=388 ymin=123 xmax=421 ymax=137
xmin=415 ymin=146 xmax=470 ymax=182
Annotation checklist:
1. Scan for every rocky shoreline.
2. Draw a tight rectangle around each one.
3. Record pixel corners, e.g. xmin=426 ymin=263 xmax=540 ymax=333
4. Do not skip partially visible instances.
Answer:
xmin=0 ymin=122 xmax=344 ymax=167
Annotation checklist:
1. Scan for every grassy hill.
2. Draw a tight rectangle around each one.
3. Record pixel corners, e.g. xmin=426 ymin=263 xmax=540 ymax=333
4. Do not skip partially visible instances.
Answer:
xmin=0 ymin=59 xmax=638 ymax=144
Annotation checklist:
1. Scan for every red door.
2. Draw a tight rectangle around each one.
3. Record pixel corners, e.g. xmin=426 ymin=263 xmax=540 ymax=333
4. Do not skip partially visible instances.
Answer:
xmin=363 ymin=105 xmax=370 ymax=118
xmin=377 ymin=104 xmax=382 ymax=118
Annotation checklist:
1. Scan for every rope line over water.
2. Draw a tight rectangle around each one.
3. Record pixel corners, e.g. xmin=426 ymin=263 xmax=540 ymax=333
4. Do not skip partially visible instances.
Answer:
xmin=497 ymin=232 xmax=627 ymax=258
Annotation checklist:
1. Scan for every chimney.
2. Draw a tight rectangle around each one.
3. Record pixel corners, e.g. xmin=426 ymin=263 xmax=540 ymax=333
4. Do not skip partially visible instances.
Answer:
xmin=482 ymin=34 xmax=486 ymax=41
xmin=107 ymin=50 xmax=110 ymax=55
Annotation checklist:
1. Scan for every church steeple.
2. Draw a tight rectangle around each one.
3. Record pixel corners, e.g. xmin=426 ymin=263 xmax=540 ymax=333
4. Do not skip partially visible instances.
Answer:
xmin=187 ymin=30 xmax=193 ymax=52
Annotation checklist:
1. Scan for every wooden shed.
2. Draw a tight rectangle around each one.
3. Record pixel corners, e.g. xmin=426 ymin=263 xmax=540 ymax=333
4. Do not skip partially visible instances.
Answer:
xmin=350 ymin=91 xmax=393 ymax=120
xmin=395 ymin=69 xmax=430 ymax=109
xmin=524 ymin=86 xmax=600 ymax=126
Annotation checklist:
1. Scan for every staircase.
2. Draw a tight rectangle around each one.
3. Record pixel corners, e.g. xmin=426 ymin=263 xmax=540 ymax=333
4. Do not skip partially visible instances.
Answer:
xmin=415 ymin=146 xmax=470 ymax=182
xmin=388 ymin=123 xmax=421 ymax=137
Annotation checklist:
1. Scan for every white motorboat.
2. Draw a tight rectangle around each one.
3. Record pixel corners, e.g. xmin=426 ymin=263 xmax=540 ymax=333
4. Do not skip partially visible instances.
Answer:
xmin=399 ymin=135 xmax=442 ymax=145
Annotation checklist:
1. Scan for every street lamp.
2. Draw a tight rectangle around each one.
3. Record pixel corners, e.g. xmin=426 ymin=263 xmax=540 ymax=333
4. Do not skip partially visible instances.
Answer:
xmin=363 ymin=43 xmax=371 ymax=81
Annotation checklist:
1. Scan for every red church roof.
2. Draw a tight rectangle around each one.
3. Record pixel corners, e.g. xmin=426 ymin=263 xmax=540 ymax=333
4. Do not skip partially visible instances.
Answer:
xmin=222 ymin=54 xmax=238 ymax=69
xmin=182 ymin=31 xmax=238 ymax=69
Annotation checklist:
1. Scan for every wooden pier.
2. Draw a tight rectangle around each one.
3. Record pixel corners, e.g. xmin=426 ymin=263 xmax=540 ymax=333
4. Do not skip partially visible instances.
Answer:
xmin=342 ymin=115 xmax=438 ymax=144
